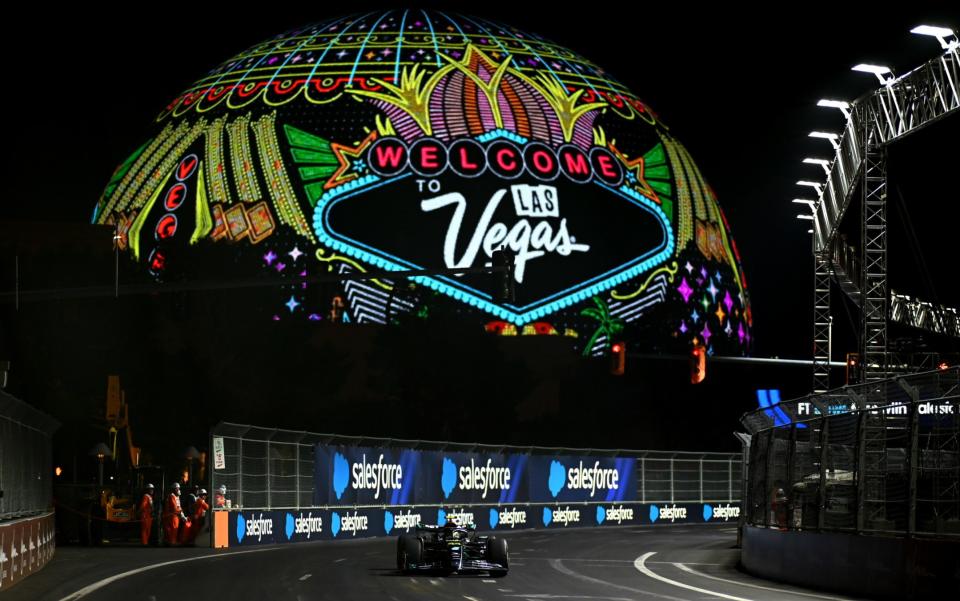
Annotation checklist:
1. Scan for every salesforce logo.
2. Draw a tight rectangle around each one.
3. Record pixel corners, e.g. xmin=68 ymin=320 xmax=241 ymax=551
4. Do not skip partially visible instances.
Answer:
xmin=703 ymin=503 xmax=740 ymax=522
xmin=548 ymin=461 xmax=565 ymax=497
xmin=437 ymin=509 xmax=446 ymax=526
xmin=565 ymin=461 xmax=620 ymax=497
xmin=441 ymin=458 xmax=457 ymax=498
xmin=649 ymin=504 xmax=687 ymax=523
xmin=333 ymin=453 xmax=349 ymax=500
xmin=385 ymin=510 xmax=421 ymax=534
xmin=548 ymin=460 xmax=620 ymax=498
xmin=237 ymin=513 xmax=273 ymax=543
xmin=286 ymin=513 xmax=295 ymax=539
xmin=602 ymin=505 xmax=634 ymax=525
xmin=545 ymin=507 xmax=580 ymax=527
xmin=450 ymin=457 xmax=511 ymax=499
xmin=288 ymin=512 xmax=323 ymax=539
xmin=236 ymin=513 xmax=246 ymax=542
xmin=331 ymin=511 xmax=368 ymax=537
xmin=350 ymin=454 xmax=404 ymax=500
xmin=490 ymin=507 xmax=526 ymax=529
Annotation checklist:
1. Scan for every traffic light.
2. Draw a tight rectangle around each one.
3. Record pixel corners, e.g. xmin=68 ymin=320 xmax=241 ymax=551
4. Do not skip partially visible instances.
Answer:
xmin=610 ymin=341 xmax=626 ymax=375
xmin=690 ymin=344 xmax=706 ymax=384
xmin=492 ymin=248 xmax=515 ymax=303
xmin=846 ymin=352 xmax=860 ymax=384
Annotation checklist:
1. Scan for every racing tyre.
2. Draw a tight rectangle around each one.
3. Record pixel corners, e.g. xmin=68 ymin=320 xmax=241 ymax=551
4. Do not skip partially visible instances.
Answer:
xmin=397 ymin=534 xmax=422 ymax=573
xmin=486 ymin=536 xmax=509 ymax=577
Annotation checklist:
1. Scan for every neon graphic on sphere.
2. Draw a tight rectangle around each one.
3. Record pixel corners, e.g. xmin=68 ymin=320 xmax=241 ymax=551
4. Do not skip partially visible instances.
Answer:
xmin=93 ymin=10 xmax=752 ymax=354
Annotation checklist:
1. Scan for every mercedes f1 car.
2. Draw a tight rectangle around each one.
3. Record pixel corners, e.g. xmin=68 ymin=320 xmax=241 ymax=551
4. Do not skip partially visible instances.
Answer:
xmin=397 ymin=522 xmax=509 ymax=576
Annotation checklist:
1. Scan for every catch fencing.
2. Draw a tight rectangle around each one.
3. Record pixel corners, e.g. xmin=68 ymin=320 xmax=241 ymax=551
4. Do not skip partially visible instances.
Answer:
xmin=740 ymin=367 xmax=959 ymax=538
xmin=209 ymin=424 xmax=741 ymax=547
xmin=0 ymin=390 xmax=58 ymax=521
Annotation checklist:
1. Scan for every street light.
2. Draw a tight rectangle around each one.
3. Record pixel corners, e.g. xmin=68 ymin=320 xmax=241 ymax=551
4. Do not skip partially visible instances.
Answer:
xmin=852 ymin=64 xmax=894 ymax=85
xmin=817 ymin=99 xmax=851 ymax=119
xmin=797 ymin=180 xmax=824 ymax=195
xmin=89 ymin=443 xmax=112 ymax=487
xmin=803 ymin=158 xmax=831 ymax=175
xmin=809 ymin=131 xmax=840 ymax=150
xmin=911 ymin=25 xmax=958 ymax=50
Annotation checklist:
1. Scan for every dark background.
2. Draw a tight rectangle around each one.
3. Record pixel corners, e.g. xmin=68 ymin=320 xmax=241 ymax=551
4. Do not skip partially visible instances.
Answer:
xmin=2 ymin=4 xmax=957 ymax=478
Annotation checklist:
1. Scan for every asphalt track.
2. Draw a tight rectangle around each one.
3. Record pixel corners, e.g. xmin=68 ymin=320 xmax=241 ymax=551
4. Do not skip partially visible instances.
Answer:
xmin=8 ymin=524 xmax=869 ymax=601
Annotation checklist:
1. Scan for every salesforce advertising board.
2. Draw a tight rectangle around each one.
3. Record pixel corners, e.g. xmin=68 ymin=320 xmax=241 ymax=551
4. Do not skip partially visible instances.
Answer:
xmin=312 ymin=445 xmax=630 ymax=505
xmin=224 ymin=502 xmax=742 ymax=546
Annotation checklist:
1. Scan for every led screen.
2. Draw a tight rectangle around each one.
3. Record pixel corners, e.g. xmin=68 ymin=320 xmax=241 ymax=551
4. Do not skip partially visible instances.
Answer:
xmin=93 ymin=11 xmax=752 ymax=356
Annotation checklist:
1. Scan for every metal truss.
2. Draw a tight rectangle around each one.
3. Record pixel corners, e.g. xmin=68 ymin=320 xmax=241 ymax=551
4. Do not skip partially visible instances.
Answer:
xmin=861 ymin=116 xmax=888 ymax=381
xmin=890 ymin=292 xmax=960 ymax=338
xmin=813 ymin=44 xmax=959 ymax=251
xmin=808 ymin=44 xmax=959 ymax=386
xmin=813 ymin=252 xmax=833 ymax=392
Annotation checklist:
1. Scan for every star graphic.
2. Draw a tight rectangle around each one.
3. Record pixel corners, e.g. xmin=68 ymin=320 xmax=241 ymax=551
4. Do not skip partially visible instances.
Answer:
xmin=608 ymin=143 xmax=662 ymax=203
xmin=365 ymin=51 xmax=376 ymax=60
xmin=679 ymin=321 xmax=688 ymax=334
xmin=325 ymin=131 xmax=378 ymax=190
xmin=275 ymin=262 xmax=286 ymax=272
xmin=725 ymin=321 xmax=733 ymax=336
xmin=707 ymin=280 xmax=719 ymax=301
xmin=336 ymin=49 xmax=348 ymax=59
xmin=715 ymin=303 xmax=726 ymax=325
xmin=724 ymin=290 xmax=734 ymax=313
xmin=701 ymin=295 xmax=710 ymax=312
xmin=263 ymin=250 xmax=277 ymax=265
xmin=701 ymin=324 xmax=712 ymax=345
xmin=677 ymin=278 xmax=694 ymax=303
xmin=691 ymin=309 xmax=700 ymax=323
xmin=381 ymin=48 xmax=392 ymax=56
xmin=685 ymin=261 xmax=694 ymax=274
xmin=288 ymin=246 xmax=304 ymax=261
xmin=285 ymin=296 xmax=300 ymax=312
xmin=738 ymin=323 xmax=746 ymax=344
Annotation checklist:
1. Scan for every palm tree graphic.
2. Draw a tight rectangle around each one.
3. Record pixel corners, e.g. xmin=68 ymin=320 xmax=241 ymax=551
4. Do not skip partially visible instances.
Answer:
xmin=580 ymin=296 xmax=624 ymax=356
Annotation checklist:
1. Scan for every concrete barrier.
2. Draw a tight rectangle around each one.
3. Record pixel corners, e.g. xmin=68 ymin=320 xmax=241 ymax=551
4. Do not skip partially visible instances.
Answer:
xmin=0 ymin=512 xmax=56 ymax=591
xmin=741 ymin=524 xmax=959 ymax=599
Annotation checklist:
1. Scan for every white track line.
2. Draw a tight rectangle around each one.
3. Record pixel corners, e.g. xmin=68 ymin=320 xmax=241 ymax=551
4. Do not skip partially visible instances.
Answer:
xmin=299 ymin=573 xmax=312 ymax=581
xmin=548 ymin=558 xmax=689 ymax=601
xmin=634 ymin=552 xmax=753 ymax=601
xmin=673 ymin=563 xmax=855 ymax=601
xmin=58 ymin=547 xmax=283 ymax=601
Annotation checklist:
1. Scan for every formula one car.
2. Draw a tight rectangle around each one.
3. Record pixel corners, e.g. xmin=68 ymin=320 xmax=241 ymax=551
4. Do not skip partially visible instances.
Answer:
xmin=397 ymin=522 xmax=509 ymax=576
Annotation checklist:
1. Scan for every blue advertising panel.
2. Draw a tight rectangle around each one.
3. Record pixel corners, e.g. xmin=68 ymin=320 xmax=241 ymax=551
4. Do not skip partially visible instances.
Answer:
xmin=425 ymin=451 xmax=528 ymax=505
xmin=529 ymin=455 xmax=637 ymax=503
xmin=318 ymin=445 xmax=422 ymax=506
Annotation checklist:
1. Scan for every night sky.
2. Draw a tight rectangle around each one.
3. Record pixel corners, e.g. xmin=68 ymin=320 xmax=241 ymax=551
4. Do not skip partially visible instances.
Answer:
xmin=2 ymin=4 xmax=958 ymax=461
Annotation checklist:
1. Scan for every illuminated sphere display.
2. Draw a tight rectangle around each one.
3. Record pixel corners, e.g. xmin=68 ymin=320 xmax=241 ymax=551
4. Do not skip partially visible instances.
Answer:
xmin=93 ymin=11 xmax=753 ymax=356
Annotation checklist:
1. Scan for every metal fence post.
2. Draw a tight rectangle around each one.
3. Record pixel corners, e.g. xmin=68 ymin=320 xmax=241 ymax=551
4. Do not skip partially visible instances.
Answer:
xmin=265 ymin=440 xmax=272 ymax=510
xmin=237 ymin=436 xmax=243 ymax=509
xmin=295 ymin=443 xmax=301 ymax=511
xmin=907 ymin=401 xmax=919 ymax=536
xmin=817 ymin=417 xmax=829 ymax=531
xmin=641 ymin=457 xmax=646 ymax=504
xmin=669 ymin=457 xmax=675 ymax=504
xmin=728 ymin=456 xmax=733 ymax=502
xmin=699 ymin=459 xmax=703 ymax=503
xmin=855 ymin=409 xmax=867 ymax=533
